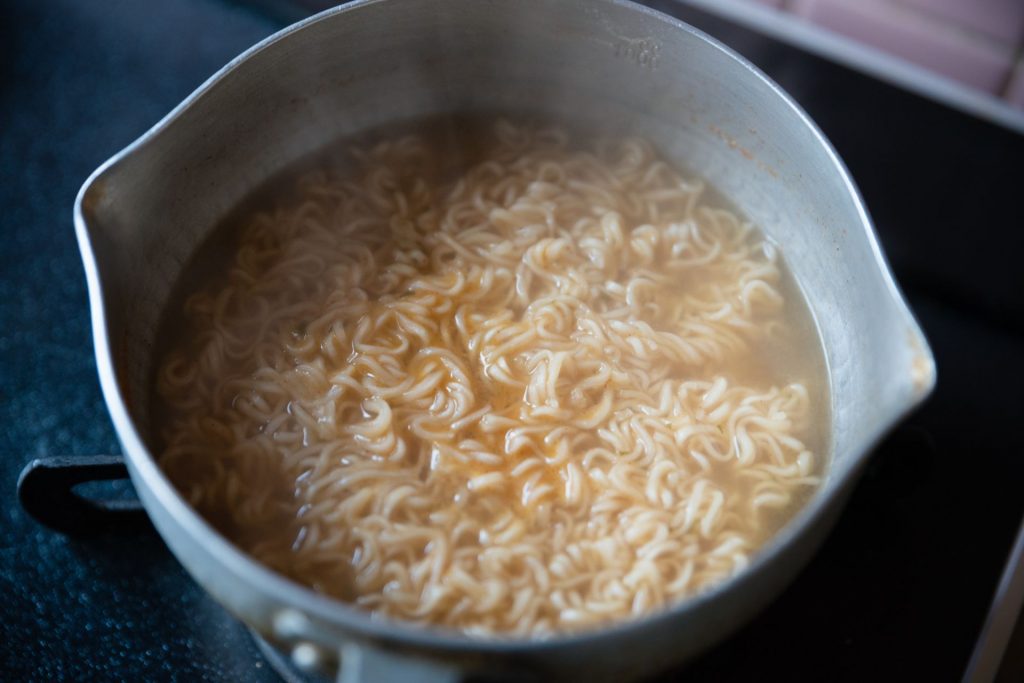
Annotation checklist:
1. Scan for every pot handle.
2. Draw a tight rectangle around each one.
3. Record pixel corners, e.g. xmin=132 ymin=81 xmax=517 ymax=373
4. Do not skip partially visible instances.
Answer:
xmin=273 ymin=609 xmax=465 ymax=683
xmin=338 ymin=642 xmax=462 ymax=683
xmin=17 ymin=455 xmax=149 ymax=534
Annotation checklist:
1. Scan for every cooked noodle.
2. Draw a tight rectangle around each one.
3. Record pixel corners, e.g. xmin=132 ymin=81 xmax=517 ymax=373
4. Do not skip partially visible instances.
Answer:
xmin=157 ymin=121 xmax=822 ymax=637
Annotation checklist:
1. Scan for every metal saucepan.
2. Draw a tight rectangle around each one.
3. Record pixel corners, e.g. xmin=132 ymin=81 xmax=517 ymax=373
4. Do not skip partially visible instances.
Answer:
xmin=27 ymin=0 xmax=936 ymax=679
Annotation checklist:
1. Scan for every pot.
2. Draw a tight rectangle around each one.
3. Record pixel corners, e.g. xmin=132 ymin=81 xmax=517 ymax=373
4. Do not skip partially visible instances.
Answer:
xmin=37 ymin=0 xmax=937 ymax=680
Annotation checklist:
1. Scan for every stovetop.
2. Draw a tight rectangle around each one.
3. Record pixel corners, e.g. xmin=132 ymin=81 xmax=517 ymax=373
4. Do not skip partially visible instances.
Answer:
xmin=2 ymin=0 xmax=1022 ymax=680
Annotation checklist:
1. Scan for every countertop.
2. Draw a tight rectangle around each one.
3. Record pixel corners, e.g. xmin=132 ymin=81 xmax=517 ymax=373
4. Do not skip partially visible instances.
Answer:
xmin=2 ymin=0 xmax=1022 ymax=680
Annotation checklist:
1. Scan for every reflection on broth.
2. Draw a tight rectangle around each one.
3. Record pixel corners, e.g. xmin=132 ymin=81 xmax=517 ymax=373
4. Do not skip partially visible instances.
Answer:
xmin=153 ymin=117 xmax=829 ymax=637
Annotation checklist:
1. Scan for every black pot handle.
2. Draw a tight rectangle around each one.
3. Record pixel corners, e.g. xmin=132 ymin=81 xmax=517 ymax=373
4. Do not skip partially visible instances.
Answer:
xmin=17 ymin=455 xmax=149 ymax=535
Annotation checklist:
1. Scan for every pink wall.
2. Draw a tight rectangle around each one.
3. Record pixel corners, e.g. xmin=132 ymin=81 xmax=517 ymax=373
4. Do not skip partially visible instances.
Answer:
xmin=755 ymin=0 xmax=1024 ymax=108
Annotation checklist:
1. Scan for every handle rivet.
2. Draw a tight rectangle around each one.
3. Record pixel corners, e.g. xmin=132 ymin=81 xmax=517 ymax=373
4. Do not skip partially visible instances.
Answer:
xmin=273 ymin=608 xmax=310 ymax=638
xmin=291 ymin=642 xmax=324 ymax=672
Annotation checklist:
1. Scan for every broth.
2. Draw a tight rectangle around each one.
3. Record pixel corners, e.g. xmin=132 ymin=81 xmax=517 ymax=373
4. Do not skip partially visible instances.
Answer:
xmin=151 ymin=116 xmax=830 ymax=637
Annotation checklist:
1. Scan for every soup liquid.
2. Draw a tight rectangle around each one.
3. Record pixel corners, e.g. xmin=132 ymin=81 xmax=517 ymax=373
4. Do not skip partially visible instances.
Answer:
xmin=151 ymin=115 xmax=830 ymax=635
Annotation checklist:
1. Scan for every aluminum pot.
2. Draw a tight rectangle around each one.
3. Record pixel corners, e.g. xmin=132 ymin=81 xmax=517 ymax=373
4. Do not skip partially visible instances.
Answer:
xmin=64 ymin=0 xmax=935 ymax=679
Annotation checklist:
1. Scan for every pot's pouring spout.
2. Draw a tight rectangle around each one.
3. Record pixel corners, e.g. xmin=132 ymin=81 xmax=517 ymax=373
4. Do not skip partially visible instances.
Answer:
xmin=868 ymin=293 xmax=936 ymax=443
xmin=74 ymin=155 xmax=162 ymax=446
xmin=871 ymin=300 xmax=935 ymax=431
xmin=906 ymin=319 xmax=938 ymax=406
xmin=818 ymin=232 xmax=937 ymax=484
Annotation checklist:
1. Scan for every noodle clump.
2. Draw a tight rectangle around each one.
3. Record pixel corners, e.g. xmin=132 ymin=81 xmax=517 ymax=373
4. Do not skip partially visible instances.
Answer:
xmin=158 ymin=121 xmax=820 ymax=636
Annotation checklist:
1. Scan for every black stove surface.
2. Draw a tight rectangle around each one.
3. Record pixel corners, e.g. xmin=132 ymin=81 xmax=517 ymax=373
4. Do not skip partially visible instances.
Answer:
xmin=2 ymin=1 xmax=1022 ymax=680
